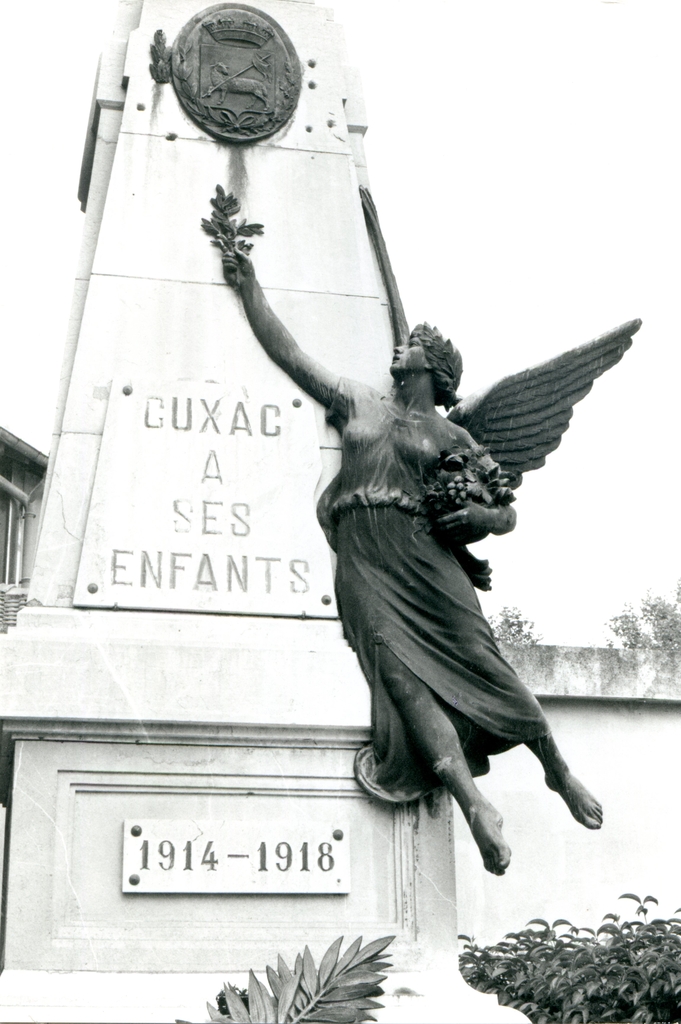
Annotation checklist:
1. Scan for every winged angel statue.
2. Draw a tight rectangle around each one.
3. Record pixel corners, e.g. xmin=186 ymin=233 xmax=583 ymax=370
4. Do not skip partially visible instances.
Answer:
xmin=221 ymin=188 xmax=640 ymax=876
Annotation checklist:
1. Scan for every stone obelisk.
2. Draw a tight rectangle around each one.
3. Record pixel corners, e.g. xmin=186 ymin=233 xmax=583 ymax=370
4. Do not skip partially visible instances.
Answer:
xmin=0 ymin=2 xmax=526 ymax=1020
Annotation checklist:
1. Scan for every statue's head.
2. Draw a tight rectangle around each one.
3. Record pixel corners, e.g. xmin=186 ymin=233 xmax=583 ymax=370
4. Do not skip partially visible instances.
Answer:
xmin=408 ymin=323 xmax=463 ymax=409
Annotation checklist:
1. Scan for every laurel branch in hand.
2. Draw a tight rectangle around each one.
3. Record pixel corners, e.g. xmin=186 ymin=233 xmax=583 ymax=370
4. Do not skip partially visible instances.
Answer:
xmin=201 ymin=185 xmax=264 ymax=259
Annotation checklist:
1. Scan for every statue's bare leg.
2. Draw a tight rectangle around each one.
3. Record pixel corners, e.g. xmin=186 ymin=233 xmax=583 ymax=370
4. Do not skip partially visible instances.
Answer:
xmin=433 ymin=746 xmax=511 ymax=876
xmin=379 ymin=655 xmax=511 ymax=875
xmin=526 ymin=734 xmax=603 ymax=829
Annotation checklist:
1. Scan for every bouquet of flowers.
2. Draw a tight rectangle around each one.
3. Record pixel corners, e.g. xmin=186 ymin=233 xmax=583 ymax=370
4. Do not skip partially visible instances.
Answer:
xmin=420 ymin=446 xmax=515 ymax=527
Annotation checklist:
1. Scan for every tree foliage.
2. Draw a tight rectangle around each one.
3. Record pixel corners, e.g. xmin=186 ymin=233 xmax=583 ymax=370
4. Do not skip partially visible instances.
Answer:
xmin=460 ymin=895 xmax=681 ymax=1023
xmin=489 ymin=606 xmax=542 ymax=647
xmin=607 ymin=581 xmax=681 ymax=650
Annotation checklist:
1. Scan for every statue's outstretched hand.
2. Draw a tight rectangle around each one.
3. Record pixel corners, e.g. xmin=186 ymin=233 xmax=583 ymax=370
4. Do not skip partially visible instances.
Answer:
xmin=437 ymin=504 xmax=515 ymax=544
xmin=222 ymin=249 xmax=255 ymax=291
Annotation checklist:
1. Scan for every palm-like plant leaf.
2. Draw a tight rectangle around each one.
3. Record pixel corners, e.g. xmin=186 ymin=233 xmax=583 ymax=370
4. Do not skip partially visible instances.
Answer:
xmin=277 ymin=969 xmax=302 ymax=1023
xmin=302 ymin=947 xmax=318 ymax=997
xmin=247 ymin=971 xmax=273 ymax=1024
xmin=199 ymin=936 xmax=394 ymax=1024
xmin=223 ymin=985 xmax=252 ymax=1023
xmin=292 ymin=987 xmax=308 ymax=1013
xmin=325 ymin=970 xmax=386 ymax=989
xmin=278 ymin=955 xmax=293 ymax=982
xmin=329 ymin=937 xmax=363 ymax=981
xmin=267 ymin=965 xmax=284 ymax=1000
xmin=317 ymin=937 xmax=343 ymax=989
xmin=207 ymin=1003 xmax=227 ymax=1023
xmin=345 ymin=936 xmax=394 ymax=969
xmin=303 ymin=1010 xmax=359 ymax=1023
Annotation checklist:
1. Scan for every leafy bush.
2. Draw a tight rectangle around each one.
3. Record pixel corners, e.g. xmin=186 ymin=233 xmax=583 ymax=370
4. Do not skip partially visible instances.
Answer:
xmin=459 ymin=895 xmax=681 ymax=1023
xmin=489 ymin=606 xmax=543 ymax=647
xmin=197 ymin=934 xmax=394 ymax=1023
xmin=606 ymin=581 xmax=681 ymax=649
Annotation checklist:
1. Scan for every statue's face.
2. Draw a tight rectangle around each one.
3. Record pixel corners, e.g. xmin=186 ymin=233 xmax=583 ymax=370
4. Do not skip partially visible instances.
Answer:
xmin=390 ymin=338 xmax=429 ymax=377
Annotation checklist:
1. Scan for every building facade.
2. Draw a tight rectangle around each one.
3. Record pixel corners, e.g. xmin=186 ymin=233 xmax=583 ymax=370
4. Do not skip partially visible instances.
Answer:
xmin=0 ymin=427 xmax=46 ymax=630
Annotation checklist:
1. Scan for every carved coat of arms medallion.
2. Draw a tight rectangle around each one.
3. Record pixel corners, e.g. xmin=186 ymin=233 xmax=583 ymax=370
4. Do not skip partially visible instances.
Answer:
xmin=172 ymin=3 xmax=302 ymax=142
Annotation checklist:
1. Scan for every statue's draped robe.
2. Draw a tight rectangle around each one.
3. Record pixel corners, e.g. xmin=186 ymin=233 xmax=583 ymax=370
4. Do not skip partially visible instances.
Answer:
xmin=318 ymin=378 xmax=549 ymax=802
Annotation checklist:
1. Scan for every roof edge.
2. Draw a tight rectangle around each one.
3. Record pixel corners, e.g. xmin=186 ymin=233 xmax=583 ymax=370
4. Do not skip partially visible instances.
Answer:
xmin=0 ymin=427 xmax=48 ymax=470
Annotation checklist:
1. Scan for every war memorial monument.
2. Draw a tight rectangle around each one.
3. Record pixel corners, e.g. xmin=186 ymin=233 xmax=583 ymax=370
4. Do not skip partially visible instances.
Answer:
xmin=0 ymin=0 xmax=639 ymax=1020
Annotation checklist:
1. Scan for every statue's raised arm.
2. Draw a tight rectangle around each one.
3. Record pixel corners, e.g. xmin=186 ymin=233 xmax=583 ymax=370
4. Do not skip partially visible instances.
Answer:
xmin=210 ymin=187 xmax=640 ymax=881
xmin=223 ymin=249 xmax=339 ymax=409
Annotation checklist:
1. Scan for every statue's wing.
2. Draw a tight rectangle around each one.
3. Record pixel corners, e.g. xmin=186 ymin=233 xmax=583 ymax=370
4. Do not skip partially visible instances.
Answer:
xmin=360 ymin=187 xmax=410 ymax=347
xmin=448 ymin=319 xmax=641 ymax=487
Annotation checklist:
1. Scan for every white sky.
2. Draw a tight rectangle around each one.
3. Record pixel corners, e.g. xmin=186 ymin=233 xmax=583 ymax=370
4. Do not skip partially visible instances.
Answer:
xmin=1 ymin=0 xmax=679 ymax=645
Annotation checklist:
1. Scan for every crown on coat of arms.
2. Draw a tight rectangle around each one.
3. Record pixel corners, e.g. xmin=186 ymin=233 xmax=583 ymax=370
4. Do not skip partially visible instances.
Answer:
xmin=203 ymin=16 xmax=274 ymax=45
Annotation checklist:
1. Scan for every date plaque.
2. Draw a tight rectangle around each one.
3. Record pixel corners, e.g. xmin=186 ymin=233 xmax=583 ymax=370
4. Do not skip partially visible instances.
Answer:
xmin=122 ymin=819 xmax=350 ymax=894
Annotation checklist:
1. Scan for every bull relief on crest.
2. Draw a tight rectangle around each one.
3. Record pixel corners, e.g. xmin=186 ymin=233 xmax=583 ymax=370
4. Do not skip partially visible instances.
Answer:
xmin=169 ymin=4 xmax=302 ymax=142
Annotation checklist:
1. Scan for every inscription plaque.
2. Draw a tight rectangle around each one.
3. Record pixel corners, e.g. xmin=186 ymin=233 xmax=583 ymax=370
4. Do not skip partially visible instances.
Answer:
xmin=122 ymin=819 xmax=351 ymax=893
xmin=74 ymin=380 xmax=337 ymax=617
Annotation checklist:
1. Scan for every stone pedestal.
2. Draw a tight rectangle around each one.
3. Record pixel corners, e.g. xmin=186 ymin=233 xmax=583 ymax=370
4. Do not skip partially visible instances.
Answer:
xmin=0 ymin=0 xmax=528 ymax=1019
xmin=0 ymin=610 xmax=525 ymax=1021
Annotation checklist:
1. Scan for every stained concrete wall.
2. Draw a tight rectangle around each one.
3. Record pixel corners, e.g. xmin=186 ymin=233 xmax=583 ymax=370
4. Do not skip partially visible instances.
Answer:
xmin=454 ymin=644 xmax=681 ymax=947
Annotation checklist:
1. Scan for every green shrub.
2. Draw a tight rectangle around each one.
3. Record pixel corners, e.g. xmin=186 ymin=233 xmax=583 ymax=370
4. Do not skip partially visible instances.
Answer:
xmin=459 ymin=895 xmax=681 ymax=1023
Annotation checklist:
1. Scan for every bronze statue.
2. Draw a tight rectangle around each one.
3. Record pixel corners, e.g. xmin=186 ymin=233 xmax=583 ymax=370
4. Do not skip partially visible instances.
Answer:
xmin=218 ymin=191 xmax=639 ymax=876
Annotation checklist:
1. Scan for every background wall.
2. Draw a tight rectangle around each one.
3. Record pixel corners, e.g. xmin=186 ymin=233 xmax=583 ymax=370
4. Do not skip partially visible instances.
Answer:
xmin=454 ymin=645 xmax=681 ymax=946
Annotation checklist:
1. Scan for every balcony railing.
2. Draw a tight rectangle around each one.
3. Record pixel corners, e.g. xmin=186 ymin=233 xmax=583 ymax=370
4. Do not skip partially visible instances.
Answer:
xmin=0 ymin=586 xmax=28 ymax=634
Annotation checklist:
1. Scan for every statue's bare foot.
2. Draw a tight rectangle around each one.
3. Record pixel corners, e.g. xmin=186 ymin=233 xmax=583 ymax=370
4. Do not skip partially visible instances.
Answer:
xmin=547 ymin=772 xmax=603 ymax=829
xmin=469 ymin=800 xmax=512 ymax=875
